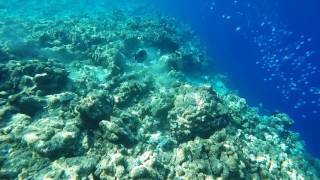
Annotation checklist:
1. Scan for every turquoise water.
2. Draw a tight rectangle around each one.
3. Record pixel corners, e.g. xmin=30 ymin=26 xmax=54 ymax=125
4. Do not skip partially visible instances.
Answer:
xmin=0 ymin=1 xmax=319 ymax=179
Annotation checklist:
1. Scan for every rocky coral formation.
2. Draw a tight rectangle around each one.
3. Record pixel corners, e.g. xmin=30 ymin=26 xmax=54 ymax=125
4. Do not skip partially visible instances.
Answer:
xmin=76 ymin=90 xmax=114 ymax=129
xmin=22 ymin=112 xmax=82 ymax=157
xmin=0 ymin=6 xmax=319 ymax=180
xmin=168 ymin=85 xmax=228 ymax=142
xmin=0 ymin=60 xmax=68 ymax=95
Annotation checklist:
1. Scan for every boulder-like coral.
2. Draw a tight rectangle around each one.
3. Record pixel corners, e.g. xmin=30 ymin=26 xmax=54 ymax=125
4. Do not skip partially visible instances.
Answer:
xmin=99 ymin=117 xmax=137 ymax=148
xmin=114 ymin=80 xmax=150 ymax=107
xmin=148 ymin=92 xmax=174 ymax=127
xmin=127 ymin=151 xmax=167 ymax=180
xmin=95 ymin=152 xmax=128 ymax=179
xmin=164 ymin=128 xmax=318 ymax=180
xmin=37 ymin=156 xmax=99 ymax=179
xmin=22 ymin=117 xmax=82 ymax=158
xmin=0 ymin=113 xmax=32 ymax=143
xmin=0 ymin=60 xmax=68 ymax=95
xmin=168 ymin=85 xmax=229 ymax=142
xmin=223 ymin=94 xmax=249 ymax=126
xmin=0 ymin=147 xmax=49 ymax=179
xmin=8 ymin=94 xmax=45 ymax=116
xmin=91 ymin=45 xmax=126 ymax=76
xmin=76 ymin=90 xmax=114 ymax=129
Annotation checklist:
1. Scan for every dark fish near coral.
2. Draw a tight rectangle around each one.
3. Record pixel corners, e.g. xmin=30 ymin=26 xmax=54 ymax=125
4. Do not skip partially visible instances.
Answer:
xmin=134 ymin=49 xmax=148 ymax=62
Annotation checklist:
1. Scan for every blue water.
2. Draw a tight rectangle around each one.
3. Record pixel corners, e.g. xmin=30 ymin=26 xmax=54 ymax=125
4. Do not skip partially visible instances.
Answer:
xmin=151 ymin=0 xmax=320 ymax=158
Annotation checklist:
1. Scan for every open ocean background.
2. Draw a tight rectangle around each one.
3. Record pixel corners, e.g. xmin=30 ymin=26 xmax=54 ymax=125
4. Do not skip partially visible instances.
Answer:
xmin=1 ymin=0 xmax=319 ymax=158
xmin=149 ymin=0 xmax=320 ymax=158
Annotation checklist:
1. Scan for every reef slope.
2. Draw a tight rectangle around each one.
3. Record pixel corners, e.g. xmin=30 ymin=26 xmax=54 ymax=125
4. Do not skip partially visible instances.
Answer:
xmin=0 ymin=11 xmax=319 ymax=179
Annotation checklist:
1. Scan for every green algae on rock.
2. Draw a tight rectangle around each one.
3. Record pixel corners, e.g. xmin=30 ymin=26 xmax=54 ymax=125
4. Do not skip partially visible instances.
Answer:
xmin=0 ymin=7 xmax=319 ymax=180
xmin=76 ymin=90 xmax=114 ymax=129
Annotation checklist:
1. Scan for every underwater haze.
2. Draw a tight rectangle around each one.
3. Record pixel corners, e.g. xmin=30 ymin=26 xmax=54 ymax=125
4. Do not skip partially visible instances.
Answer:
xmin=0 ymin=0 xmax=319 ymax=179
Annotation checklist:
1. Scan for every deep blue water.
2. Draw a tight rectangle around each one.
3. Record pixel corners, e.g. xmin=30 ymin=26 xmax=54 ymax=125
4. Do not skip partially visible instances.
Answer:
xmin=151 ymin=0 xmax=320 ymax=158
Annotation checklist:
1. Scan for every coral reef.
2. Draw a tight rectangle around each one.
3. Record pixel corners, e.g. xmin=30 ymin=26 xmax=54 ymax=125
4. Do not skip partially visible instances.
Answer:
xmin=0 ymin=8 xmax=319 ymax=180
xmin=0 ymin=60 xmax=68 ymax=95
xmin=76 ymin=90 xmax=114 ymax=129
xmin=168 ymin=85 xmax=228 ymax=142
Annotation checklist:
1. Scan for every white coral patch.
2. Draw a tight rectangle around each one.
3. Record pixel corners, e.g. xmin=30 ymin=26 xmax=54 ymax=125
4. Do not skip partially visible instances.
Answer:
xmin=193 ymin=93 xmax=205 ymax=110
xmin=149 ymin=132 xmax=161 ymax=143
xmin=60 ymin=131 xmax=76 ymax=139
xmin=23 ymin=132 xmax=40 ymax=144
